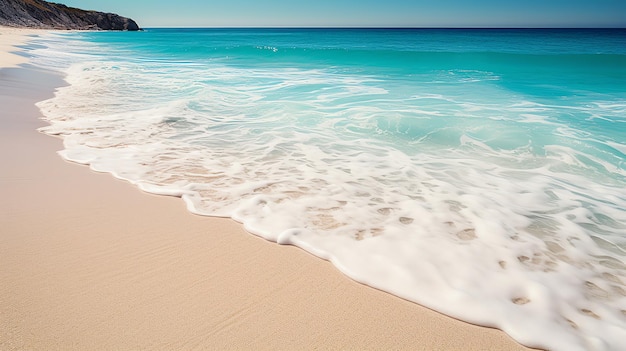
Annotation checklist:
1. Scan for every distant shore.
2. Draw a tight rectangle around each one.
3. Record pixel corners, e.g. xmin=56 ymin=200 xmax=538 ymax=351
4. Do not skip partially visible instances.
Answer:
xmin=0 ymin=27 xmax=533 ymax=350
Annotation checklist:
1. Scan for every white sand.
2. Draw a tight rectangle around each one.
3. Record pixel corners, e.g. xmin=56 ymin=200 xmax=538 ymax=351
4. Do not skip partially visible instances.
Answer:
xmin=0 ymin=27 xmax=42 ymax=68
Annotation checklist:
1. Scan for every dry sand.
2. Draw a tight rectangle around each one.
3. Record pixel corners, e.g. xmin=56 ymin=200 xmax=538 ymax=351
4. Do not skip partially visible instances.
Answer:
xmin=0 ymin=27 xmax=40 ymax=68
xmin=0 ymin=27 xmax=534 ymax=350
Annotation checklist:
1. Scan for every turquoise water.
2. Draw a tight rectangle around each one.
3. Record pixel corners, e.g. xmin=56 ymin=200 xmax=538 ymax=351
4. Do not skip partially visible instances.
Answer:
xmin=30 ymin=28 xmax=626 ymax=350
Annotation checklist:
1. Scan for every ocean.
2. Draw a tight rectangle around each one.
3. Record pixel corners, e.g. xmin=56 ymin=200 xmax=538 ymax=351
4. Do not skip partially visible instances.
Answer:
xmin=27 ymin=28 xmax=626 ymax=350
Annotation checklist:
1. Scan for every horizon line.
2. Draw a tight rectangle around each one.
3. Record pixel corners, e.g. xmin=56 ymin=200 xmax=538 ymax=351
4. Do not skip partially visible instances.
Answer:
xmin=140 ymin=26 xmax=626 ymax=30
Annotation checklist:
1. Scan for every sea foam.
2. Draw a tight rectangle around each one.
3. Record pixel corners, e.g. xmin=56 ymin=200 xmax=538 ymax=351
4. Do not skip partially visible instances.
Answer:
xmin=31 ymin=29 xmax=626 ymax=351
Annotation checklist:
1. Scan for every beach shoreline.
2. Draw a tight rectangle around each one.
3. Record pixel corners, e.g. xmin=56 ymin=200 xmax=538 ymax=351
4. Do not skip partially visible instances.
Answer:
xmin=1 ymin=27 xmax=532 ymax=350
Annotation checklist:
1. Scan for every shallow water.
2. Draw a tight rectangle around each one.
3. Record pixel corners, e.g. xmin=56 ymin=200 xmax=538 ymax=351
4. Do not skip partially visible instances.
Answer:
xmin=30 ymin=28 xmax=626 ymax=350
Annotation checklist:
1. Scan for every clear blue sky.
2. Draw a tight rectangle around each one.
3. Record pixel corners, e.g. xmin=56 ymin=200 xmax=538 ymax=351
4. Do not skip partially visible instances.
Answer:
xmin=57 ymin=0 xmax=626 ymax=28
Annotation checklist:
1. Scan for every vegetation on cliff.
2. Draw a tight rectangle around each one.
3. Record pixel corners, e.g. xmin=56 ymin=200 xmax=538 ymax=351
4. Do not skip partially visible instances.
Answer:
xmin=0 ymin=0 xmax=140 ymax=30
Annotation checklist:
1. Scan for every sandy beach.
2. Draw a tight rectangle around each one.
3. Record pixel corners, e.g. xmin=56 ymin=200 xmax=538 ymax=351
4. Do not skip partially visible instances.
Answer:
xmin=1 ymin=27 xmax=533 ymax=350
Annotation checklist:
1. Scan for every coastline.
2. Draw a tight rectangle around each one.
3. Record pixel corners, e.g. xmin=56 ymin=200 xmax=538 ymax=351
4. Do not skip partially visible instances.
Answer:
xmin=1 ymin=28 xmax=533 ymax=350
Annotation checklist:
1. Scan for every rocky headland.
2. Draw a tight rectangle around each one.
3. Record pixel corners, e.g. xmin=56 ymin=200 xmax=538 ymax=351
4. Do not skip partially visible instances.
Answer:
xmin=0 ymin=0 xmax=140 ymax=30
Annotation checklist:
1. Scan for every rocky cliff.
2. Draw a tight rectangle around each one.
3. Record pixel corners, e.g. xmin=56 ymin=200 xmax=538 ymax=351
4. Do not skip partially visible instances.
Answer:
xmin=0 ymin=0 xmax=140 ymax=30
